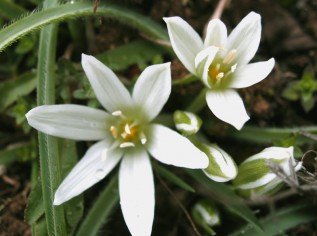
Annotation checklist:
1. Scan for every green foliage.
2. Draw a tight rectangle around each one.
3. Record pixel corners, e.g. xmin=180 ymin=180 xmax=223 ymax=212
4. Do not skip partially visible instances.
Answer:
xmin=0 ymin=142 xmax=35 ymax=166
xmin=0 ymin=72 xmax=36 ymax=111
xmin=0 ymin=2 xmax=168 ymax=52
xmin=283 ymin=66 xmax=317 ymax=112
xmin=154 ymin=163 xmax=195 ymax=192
xmin=76 ymin=175 xmax=119 ymax=236
xmin=59 ymin=140 xmax=83 ymax=234
xmin=186 ymin=170 xmax=264 ymax=233
xmin=230 ymin=204 xmax=317 ymax=236
xmin=0 ymin=0 xmax=26 ymax=19
xmin=97 ymin=40 xmax=165 ymax=71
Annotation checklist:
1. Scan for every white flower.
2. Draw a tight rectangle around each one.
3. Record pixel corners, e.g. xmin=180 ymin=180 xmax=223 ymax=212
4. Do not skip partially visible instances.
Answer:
xmin=164 ymin=12 xmax=275 ymax=130
xmin=26 ymin=55 xmax=208 ymax=236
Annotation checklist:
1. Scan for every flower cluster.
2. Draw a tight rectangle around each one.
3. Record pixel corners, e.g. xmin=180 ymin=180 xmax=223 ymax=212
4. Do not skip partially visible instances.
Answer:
xmin=26 ymin=12 xmax=301 ymax=236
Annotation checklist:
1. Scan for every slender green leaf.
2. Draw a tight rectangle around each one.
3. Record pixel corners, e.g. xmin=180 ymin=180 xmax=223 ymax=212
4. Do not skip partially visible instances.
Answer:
xmin=59 ymin=139 xmax=83 ymax=234
xmin=186 ymin=170 xmax=263 ymax=233
xmin=230 ymin=204 xmax=317 ymax=236
xmin=154 ymin=163 xmax=195 ymax=192
xmin=32 ymin=217 xmax=48 ymax=236
xmin=224 ymin=125 xmax=317 ymax=145
xmin=76 ymin=175 xmax=119 ymax=236
xmin=0 ymin=72 xmax=36 ymax=111
xmin=0 ymin=2 xmax=168 ymax=52
xmin=36 ymin=0 xmax=67 ymax=235
xmin=25 ymin=179 xmax=44 ymax=224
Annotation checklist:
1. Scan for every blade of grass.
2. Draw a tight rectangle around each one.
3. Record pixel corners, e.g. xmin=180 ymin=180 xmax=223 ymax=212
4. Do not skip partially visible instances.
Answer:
xmin=217 ymin=125 xmax=317 ymax=145
xmin=59 ymin=139 xmax=83 ymax=234
xmin=36 ymin=0 xmax=67 ymax=234
xmin=76 ymin=174 xmax=119 ymax=236
xmin=153 ymin=163 xmax=195 ymax=192
xmin=0 ymin=2 xmax=168 ymax=52
xmin=0 ymin=0 xmax=26 ymax=19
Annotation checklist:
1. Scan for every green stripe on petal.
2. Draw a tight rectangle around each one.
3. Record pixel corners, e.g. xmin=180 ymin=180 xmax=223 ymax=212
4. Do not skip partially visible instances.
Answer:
xmin=199 ymin=143 xmax=237 ymax=182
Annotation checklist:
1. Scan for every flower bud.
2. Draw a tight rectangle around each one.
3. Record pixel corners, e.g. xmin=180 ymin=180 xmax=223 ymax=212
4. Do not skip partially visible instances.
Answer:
xmin=173 ymin=110 xmax=202 ymax=136
xmin=233 ymin=146 xmax=301 ymax=198
xmin=192 ymin=199 xmax=220 ymax=235
xmin=200 ymin=143 xmax=238 ymax=182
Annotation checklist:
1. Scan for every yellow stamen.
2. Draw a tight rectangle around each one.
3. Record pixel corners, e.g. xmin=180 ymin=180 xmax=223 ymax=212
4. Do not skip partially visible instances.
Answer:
xmin=124 ymin=123 xmax=132 ymax=134
xmin=111 ymin=110 xmax=122 ymax=116
xmin=110 ymin=126 xmax=118 ymax=138
xmin=120 ymin=142 xmax=135 ymax=148
xmin=216 ymin=72 xmax=224 ymax=80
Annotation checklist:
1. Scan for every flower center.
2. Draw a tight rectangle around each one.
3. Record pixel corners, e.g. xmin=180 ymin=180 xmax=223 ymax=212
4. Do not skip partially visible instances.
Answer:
xmin=109 ymin=110 xmax=147 ymax=148
xmin=208 ymin=49 xmax=237 ymax=87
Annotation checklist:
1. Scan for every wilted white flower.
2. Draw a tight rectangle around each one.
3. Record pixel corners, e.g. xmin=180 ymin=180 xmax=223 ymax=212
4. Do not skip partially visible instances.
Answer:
xmin=233 ymin=146 xmax=302 ymax=198
xmin=164 ymin=12 xmax=275 ymax=130
xmin=26 ymin=55 xmax=208 ymax=236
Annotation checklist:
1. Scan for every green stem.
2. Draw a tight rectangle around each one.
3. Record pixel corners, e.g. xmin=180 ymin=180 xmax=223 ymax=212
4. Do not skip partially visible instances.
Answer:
xmin=37 ymin=0 xmax=67 ymax=235
xmin=186 ymin=88 xmax=208 ymax=113
xmin=76 ymin=175 xmax=119 ymax=236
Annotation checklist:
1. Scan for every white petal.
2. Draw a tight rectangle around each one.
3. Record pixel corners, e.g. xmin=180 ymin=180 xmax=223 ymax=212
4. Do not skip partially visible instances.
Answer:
xmin=81 ymin=54 xmax=133 ymax=112
xmin=245 ymin=146 xmax=294 ymax=163
xmin=206 ymin=89 xmax=249 ymax=130
xmin=164 ymin=16 xmax=203 ymax=75
xmin=204 ymin=19 xmax=227 ymax=48
xmin=26 ymin=104 xmax=112 ymax=141
xmin=132 ymin=63 xmax=171 ymax=122
xmin=227 ymin=12 xmax=261 ymax=65
xmin=54 ymin=141 xmax=123 ymax=205
xmin=145 ymin=124 xmax=208 ymax=169
xmin=237 ymin=173 xmax=277 ymax=189
xmin=230 ymin=58 xmax=275 ymax=88
xmin=119 ymin=148 xmax=154 ymax=236
xmin=194 ymin=46 xmax=219 ymax=87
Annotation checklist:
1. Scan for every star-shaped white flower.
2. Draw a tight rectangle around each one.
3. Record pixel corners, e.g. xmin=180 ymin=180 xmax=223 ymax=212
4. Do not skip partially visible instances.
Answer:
xmin=26 ymin=55 xmax=208 ymax=236
xmin=164 ymin=12 xmax=275 ymax=130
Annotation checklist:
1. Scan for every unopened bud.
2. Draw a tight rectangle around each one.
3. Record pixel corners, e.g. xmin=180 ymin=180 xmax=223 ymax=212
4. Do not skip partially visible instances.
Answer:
xmin=233 ymin=146 xmax=301 ymax=198
xmin=192 ymin=199 xmax=220 ymax=235
xmin=200 ymin=143 xmax=238 ymax=182
xmin=173 ymin=110 xmax=202 ymax=136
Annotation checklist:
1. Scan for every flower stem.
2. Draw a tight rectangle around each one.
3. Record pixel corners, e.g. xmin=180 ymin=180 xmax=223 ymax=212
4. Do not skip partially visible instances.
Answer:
xmin=186 ymin=88 xmax=208 ymax=113
xmin=172 ymin=75 xmax=199 ymax=86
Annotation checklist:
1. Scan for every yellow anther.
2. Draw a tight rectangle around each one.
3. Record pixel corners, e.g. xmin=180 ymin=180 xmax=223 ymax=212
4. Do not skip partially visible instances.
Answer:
xmin=124 ymin=123 xmax=132 ymax=134
xmin=112 ymin=110 xmax=122 ymax=116
xmin=216 ymin=72 xmax=224 ymax=80
xmin=120 ymin=142 xmax=135 ymax=148
xmin=231 ymin=64 xmax=237 ymax=73
xmin=110 ymin=126 xmax=118 ymax=138
xmin=139 ymin=132 xmax=147 ymax=144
